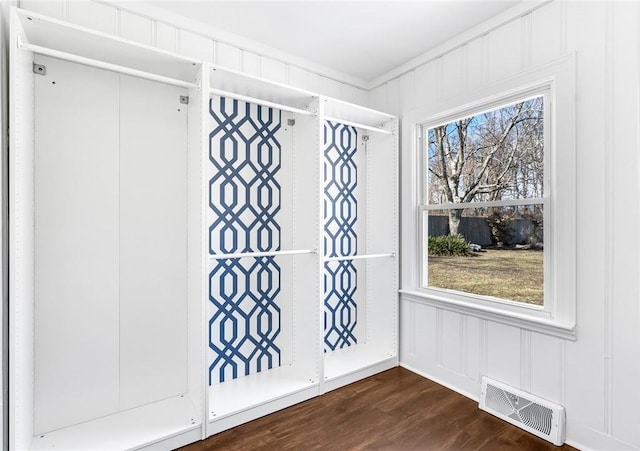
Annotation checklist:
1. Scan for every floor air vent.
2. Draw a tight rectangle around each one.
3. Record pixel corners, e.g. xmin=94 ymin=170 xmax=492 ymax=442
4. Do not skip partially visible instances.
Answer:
xmin=479 ymin=377 xmax=565 ymax=446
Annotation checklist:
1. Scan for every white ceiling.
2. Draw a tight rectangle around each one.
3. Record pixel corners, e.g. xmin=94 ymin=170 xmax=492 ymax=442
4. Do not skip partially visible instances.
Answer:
xmin=145 ymin=1 xmax=524 ymax=84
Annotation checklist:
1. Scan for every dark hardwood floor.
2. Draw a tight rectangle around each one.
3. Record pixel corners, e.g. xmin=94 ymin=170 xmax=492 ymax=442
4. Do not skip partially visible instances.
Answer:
xmin=181 ymin=367 xmax=577 ymax=450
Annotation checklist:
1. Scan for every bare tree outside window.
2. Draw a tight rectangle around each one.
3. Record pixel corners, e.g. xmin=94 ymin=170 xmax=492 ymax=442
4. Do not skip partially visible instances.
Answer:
xmin=423 ymin=96 xmax=546 ymax=305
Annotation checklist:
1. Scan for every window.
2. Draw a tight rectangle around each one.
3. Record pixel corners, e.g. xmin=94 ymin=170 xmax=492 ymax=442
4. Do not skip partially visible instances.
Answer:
xmin=422 ymin=96 xmax=547 ymax=307
xmin=400 ymin=55 xmax=577 ymax=339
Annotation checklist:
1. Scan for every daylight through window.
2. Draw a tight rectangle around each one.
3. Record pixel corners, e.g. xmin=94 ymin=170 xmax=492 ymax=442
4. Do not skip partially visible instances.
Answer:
xmin=422 ymin=96 xmax=547 ymax=306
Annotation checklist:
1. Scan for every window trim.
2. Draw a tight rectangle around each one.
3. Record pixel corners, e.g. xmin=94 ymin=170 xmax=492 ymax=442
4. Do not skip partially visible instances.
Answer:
xmin=400 ymin=54 xmax=576 ymax=340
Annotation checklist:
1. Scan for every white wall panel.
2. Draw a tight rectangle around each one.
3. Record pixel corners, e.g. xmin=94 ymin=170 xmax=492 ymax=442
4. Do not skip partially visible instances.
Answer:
xmin=413 ymin=61 xmax=437 ymax=111
xmin=529 ymin=333 xmax=563 ymax=403
xmin=33 ymin=56 xmax=120 ymax=434
xmin=441 ymin=46 xmax=464 ymax=100
xmin=66 ymin=1 xmax=116 ymax=35
xmin=367 ymin=84 xmax=386 ymax=113
xmin=288 ymin=66 xmax=309 ymax=91
xmin=465 ymin=37 xmax=487 ymax=91
xmin=610 ymin=2 xmax=640 ymax=445
xmin=440 ymin=310 xmax=462 ymax=374
xmin=531 ymin=1 xmax=565 ymax=66
xmin=216 ymin=42 xmax=241 ymax=71
xmin=464 ymin=316 xmax=480 ymax=380
xmin=20 ymin=0 xmax=63 ymax=20
xmin=178 ymin=30 xmax=212 ymax=62
xmin=261 ymin=56 xmax=287 ymax=84
xmin=486 ymin=322 xmax=520 ymax=388
xmin=120 ymin=10 xmax=152 ymax=46
xmin=242 ymin=50 xmax=261 ymax=76
xmin=487 ymin=18 xmax=521 ymax=80
xmin=155 ymin=21 xmax=177 ymax=53
xmin=564 ymin=0 xmax=608 ymax=435
xmin=118 ymin=76 xmax=188 ymax=411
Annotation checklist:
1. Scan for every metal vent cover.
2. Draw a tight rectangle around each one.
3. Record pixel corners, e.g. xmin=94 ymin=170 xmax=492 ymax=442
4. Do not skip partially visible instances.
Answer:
xmin=480 ymin=377 xmax=565 ymax=446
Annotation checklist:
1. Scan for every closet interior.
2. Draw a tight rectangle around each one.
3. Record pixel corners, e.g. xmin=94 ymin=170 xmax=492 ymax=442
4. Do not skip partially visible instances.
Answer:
xmin=9 ymin=7 xmax=398 ymax=449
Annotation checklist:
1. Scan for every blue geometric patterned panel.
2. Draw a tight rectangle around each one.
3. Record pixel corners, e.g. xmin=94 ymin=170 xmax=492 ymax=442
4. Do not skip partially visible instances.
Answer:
xmin=324 ymin=121 xmax=358 ymax=351
xmin=208 ymin=97 xmax=282 ymax=384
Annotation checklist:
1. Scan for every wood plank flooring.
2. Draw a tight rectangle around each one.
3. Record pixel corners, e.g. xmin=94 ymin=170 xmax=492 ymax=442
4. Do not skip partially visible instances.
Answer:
xmin=180 ymin=367 xmax=577 ymax=450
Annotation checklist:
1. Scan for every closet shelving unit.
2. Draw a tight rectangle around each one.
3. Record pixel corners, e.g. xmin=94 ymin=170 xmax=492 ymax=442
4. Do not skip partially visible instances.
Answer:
xmin=9 ymin=6 xmax=398 ymax=449
xmin=9 ymin=8 xmax=206 ymax=450
xmin=321 ymin=99 xmax=399 ymax=392
xmin=205 ymin=65 xmax=323 ymax=435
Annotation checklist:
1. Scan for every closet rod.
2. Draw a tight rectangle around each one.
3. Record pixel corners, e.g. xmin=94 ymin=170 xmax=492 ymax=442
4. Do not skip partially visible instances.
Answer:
xmin=209 ymin=249 xmax=316 ymax=260
xmin=324 ymin=253 xmax=395 ymax=262
xmin=19 ymin=40 xmax=199 ymax=90
xmin=209 ymin=88 xmax=314 ymax=116
xmin=324 ymin=116 xmax=393 ymax=135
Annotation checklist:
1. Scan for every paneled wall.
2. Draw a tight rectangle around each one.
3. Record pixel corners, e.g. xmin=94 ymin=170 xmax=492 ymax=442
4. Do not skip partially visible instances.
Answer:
xmin=18 ymin=0 xmax=367 ymax=105
xmin=5 ymin=1 xmax=640 ymax=450
xmin=368 ymin=2 xmax=640 ymax=449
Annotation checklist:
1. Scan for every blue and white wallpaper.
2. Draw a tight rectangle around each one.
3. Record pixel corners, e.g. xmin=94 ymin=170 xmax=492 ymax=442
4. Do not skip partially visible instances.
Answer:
xmin=208 ymin=97 xmax=282 ymax=384
xmin=324 ymin=121 xmax=358 ymax=351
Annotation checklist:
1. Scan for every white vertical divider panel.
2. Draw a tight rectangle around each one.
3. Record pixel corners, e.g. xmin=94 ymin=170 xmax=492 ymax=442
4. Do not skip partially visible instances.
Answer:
xmin=291 ymin=97 xmax=322 ymax=377
xmin=189 ymin=65 xmax=207 ymax=439
xmin=365 ymin=120 xmax=398 ymax=356
xmin=354 ymin=131 xmax=368 ymax=344
xmin=33 ymin=55 xmax=120 ymax=434
xmin=9 ymin=12 xmax=34 ymax=449
xmin=118 ymin=75 xmax=189 ymax=410
xmin=276 ymin=118 xmax=295 ymax=367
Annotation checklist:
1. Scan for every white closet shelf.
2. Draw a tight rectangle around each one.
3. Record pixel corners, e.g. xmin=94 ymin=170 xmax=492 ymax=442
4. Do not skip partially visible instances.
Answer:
xmin=15 ymin=8 xmax=201 ymax=84
xmin=323 ymin=253 xmax=395 ymax=262
xmin=209 ymin=249 xmax=316 ymax=260
xmin=210 ymin=64 xmax=317 ymax=114
xmin=30 ymin=395 xmax=201 ymax=451
xmin=324 ymin=97 xmax=396 ymax=133
xmin=324 ymin=116 xmax=393 ymax=135
xmin=209 ymin=88 xmax=314 ymax=116
xmin=20 ymin=40 xmax=198 ymax=89
xmin=208 ymin=364 xmax=318 ymax=421
xmin=324 ymin=344 xmax=397 ymax=386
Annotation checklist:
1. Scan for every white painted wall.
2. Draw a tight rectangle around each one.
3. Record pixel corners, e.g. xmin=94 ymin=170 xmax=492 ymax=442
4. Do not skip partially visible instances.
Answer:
xmin=368 ymin=2 xmax=640 ymax=449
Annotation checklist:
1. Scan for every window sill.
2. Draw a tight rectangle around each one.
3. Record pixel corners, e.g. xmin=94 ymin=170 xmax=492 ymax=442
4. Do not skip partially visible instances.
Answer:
xmin=399 ymin=288 xmax=576 ymax=341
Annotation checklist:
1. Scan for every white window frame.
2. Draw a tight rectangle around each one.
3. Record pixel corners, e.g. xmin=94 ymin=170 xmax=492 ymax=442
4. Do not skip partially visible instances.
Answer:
xmin=400 ymin=55 xmax=576 ymax=340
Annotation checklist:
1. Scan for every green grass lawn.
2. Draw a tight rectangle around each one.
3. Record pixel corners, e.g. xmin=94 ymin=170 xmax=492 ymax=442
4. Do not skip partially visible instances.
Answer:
xmin=428 ymin=249 xmax=544 ymax=305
